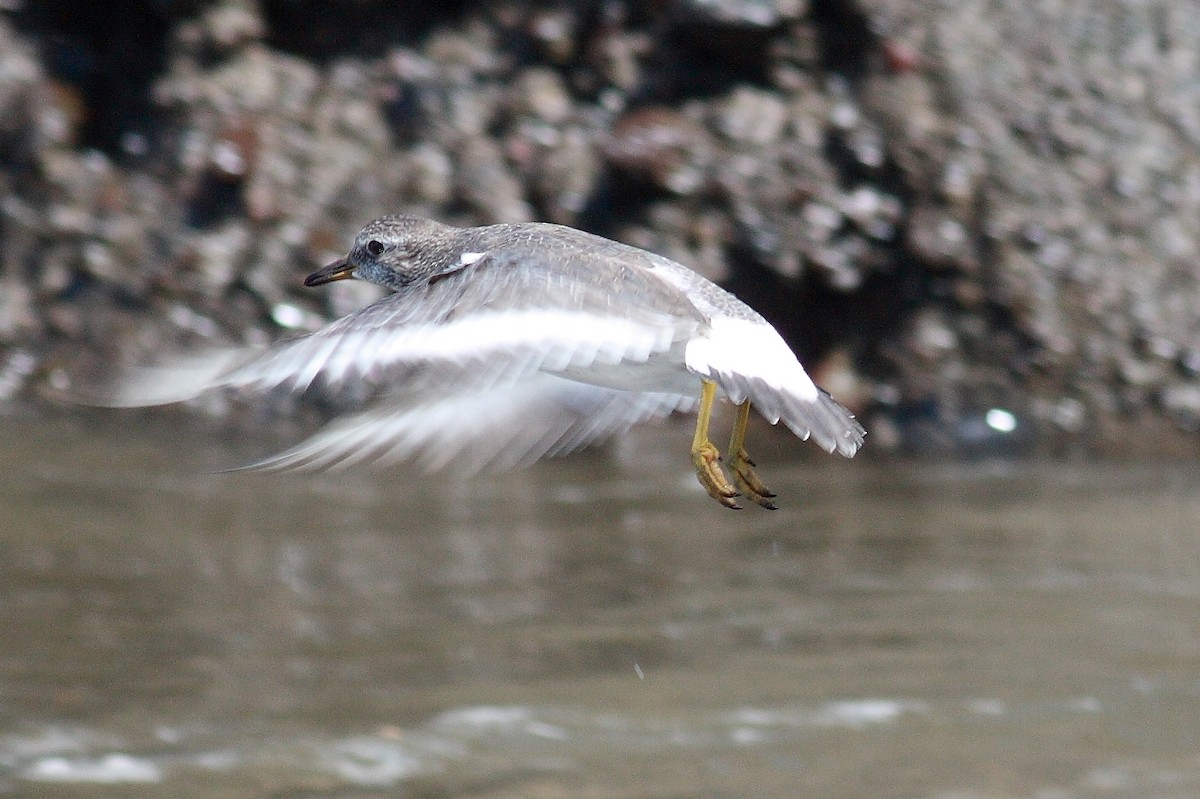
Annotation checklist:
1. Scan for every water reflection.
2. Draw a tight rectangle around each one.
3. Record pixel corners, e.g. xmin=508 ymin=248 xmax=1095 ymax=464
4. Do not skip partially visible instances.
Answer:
xmin=3 ymin=414 xmax=1200 ymax=798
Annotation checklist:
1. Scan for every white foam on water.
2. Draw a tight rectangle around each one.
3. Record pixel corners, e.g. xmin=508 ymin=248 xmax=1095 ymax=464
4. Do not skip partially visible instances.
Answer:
xmin=729 ymin=698 xmax=927 ymax=731
xmin=319 ymin=736 xmax=424 ymax=786
xmin=21 ymin=753 xmax=162 ymax=784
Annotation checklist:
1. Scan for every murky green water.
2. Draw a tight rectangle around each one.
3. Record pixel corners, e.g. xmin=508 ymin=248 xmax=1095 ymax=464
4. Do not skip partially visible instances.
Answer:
xmin=3 ymin=412 xmax=1200 ymax=798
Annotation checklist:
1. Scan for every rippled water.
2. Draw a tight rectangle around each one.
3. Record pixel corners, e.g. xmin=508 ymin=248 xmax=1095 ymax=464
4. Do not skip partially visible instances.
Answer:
xmin=3 ymin=412 xmax=1200 ymax=798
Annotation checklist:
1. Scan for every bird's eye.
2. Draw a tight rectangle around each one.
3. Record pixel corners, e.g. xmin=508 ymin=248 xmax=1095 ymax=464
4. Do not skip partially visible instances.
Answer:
xmin=365 ymin=239 xmax=385 ymax=257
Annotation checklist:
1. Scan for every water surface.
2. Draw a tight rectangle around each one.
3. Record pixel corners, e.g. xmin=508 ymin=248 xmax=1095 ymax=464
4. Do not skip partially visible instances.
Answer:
xmin=3 ymin=413 xmax=1200 ymax=798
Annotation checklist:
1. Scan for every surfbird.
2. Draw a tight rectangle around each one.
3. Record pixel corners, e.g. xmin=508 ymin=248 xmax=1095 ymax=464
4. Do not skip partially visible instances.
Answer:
xmin=107 ymin=215 xmax=865 ymax=509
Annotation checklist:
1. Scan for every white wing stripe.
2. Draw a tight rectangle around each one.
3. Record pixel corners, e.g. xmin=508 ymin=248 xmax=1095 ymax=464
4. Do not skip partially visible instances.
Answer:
xmin=223 ymin=309 xmax=678 ymax=394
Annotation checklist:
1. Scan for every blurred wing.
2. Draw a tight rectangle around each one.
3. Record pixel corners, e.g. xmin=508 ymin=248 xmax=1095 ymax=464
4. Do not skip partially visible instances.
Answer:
xmin=103 ymin=250 xmax=703 ymax=408
xmin=228 ymin=374 xmax=697 ymax=475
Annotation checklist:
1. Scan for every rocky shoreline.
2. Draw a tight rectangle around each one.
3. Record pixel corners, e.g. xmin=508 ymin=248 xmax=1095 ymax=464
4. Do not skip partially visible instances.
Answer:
xmin=2 ymin=0 xmax=1199 ymax=456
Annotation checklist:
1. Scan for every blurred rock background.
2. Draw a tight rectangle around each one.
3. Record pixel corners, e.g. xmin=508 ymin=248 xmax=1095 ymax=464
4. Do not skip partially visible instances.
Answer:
xmin=1 ymin=0 xmax=1198 ymax=456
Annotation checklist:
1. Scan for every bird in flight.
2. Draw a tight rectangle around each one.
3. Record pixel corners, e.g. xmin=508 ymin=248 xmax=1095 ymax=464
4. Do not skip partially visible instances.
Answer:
xmin=104 ymin=215 xmax=864 ymax=509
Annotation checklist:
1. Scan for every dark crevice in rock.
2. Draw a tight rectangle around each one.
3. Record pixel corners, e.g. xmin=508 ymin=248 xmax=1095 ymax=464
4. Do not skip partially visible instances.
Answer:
xmin=9 ymin=0 xmax=189 ymax=157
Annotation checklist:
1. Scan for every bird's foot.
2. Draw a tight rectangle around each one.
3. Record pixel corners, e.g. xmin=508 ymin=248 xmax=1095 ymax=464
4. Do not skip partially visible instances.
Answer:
xmin=691 ymin=441 xmax=742 ymax=510
xmin=728 ymin=448 xmax=778 ymax=510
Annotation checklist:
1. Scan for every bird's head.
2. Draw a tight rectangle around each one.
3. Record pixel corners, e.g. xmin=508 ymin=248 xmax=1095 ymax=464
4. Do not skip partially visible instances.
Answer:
xmin=304 ymin=215 xmax=462 ymax=292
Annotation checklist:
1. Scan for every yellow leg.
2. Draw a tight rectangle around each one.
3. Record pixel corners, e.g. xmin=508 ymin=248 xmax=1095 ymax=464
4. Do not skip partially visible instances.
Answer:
xmin=690 ymin=379 xmax=741 ymax=509
xmin=727 ymin=401 xmax=778 ymax=510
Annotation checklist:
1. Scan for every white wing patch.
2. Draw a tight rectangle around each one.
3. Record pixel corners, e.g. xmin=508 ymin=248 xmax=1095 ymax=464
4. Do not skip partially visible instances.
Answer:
xmin=360 ymin=309 xmax=673 ymax=373
xmin=682 ymin=316 xmax=863 ymax=457
xmin=685 ymin=317 xmax=819 ymax=410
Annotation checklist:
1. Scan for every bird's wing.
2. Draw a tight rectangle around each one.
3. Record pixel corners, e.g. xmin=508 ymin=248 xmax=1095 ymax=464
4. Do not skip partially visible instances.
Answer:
xmin=724 ymin=374 xmax=865 ymax=458
xmin=228 ymin=374 xmax=697 ymax=475
xmin=102 ymin=250 xmax=704 ymax=408
xmin=684 ymin=317 xmax=866 ymax=458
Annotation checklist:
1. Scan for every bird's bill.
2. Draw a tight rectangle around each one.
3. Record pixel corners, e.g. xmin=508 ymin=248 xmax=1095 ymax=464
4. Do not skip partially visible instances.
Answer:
xmin=304 ymin=258 xmax=356 ymax=287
